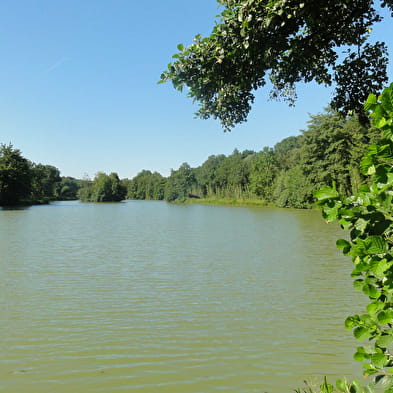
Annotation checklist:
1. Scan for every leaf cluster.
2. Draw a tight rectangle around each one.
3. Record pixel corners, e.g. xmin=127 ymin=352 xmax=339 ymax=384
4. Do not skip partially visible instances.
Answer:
xmin=295 ymin=377 xmax=375 ymax=393
xmin=161 ymin=0 xmax=391 ymax=130
xmin=316 ymin=83 xmax=393 ymax=391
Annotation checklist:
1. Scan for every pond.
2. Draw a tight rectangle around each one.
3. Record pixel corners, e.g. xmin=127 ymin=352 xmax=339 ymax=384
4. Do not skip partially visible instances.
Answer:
xmin=0 ymin=200 xmax=364 ymax=392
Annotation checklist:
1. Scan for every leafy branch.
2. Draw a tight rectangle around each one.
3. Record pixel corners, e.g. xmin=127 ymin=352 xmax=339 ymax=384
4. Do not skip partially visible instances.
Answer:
xmin=315 ymin=83 xmax=393 ymax=393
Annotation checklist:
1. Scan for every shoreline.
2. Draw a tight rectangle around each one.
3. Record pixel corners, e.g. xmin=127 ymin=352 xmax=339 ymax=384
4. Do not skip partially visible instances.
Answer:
xmin=184 ymin=197 xmax=271 ymax=208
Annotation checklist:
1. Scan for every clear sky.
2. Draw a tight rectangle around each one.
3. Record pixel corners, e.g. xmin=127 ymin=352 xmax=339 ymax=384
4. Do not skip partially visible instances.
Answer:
xmin=1 ymin=1 xmax=392 ymax=179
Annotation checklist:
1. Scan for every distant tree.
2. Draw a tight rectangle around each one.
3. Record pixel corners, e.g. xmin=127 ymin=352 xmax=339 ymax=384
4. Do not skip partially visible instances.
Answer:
xmin=274 ymin=135 xmax=303 ymax=171
xmin=300 ymin=110 xmax=371 ymax=202
xmin=56 ymin=176 xmax=82 ymax=200
xmin=272 ymin=166 xmax=312 ymax=208
xmin=271 ymin=136 xmax=310 ymax=207
xmin=31 ymin=163 xmax=61 ymax=200
xmin=77 ymin=183 xmax=93 ymax=202
xmin=0 ymin=144 xmax=32 ymax=206
xmin=249 ymin=147 xmax=278 ymax=201
xmin=127 ymin=170 xmax=166 ymax=200
xmin=165 ymin=163 xmax=196 ymax=202
xmin=195 ymin=154 xmax=227 ymax=197
xmin=79 ymin=172 xmax=126 ymax=202
xmin=214 ymin=149 xmax=251 ymax=197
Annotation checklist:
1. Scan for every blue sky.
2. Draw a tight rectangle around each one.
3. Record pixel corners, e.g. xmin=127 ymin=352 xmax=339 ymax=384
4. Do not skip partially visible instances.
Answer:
xmin=1 ymin=1 xmax=392 ymax=179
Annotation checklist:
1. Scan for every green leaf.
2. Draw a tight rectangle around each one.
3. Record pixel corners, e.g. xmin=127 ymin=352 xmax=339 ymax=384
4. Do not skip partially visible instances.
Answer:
xmin=363 ymin=362 xmax=378 ymax=376
xmin=346 ymin=315 xmax=360 ymax=329
xmin=363 ymin=384 xmax=375 ymax=393
xmin=354 ymin=327 xmax=371 ymax=340
xmin=364 ymin=93 xmax=377 ymax=111
xmin=364 ymin=236 xmax=388 ymax=254
xmin=376 ymin=334 xmax=393 ymax=348
xmin=375 ymin=165 xmax=389 ymax=184
xmin=354 ymin=350 xmax=369 ymax=361
xmin=358 ymin=184 xmax=371 ymax=192
xmin=378 ymin=310 xmax=393 ymax=324
xmin=370 ymin=259 xmax=389 ymax=277
xmin=315 ymin=185 xmax=339 ymax=201
xmin=371 ymin=352 xmax=388 ymax=368
xmin=368 ymin=165 xmax=376 ymax=175
xmin=349 ymin=380 xmax=363 ymax=393
xmin=354 ymin=218 xmax=368 ymax=233
xmin=379 ymin=375 xmax=393 ymax=390
xmin=177 ymin=43 xmax=184 ymax=51
xmin=320 ymin=377 xmax=334 ymax=393
xmin=363 ymin=284 xmax=380 ymax=299
xmin=353 ymin=279 xmax=364 ymax=291
xmin=367 ymin=302 xmax=384 ymax=315
xmin=323 ymin=204 xmax=340 ymax=222
xmin=337 ymin=238 xmax=351 ymax=250
xmin=336 ymin=379 xmax=348 ymax=392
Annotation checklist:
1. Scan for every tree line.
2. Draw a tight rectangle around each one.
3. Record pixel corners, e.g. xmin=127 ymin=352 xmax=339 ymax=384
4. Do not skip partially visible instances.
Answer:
xmin=0 ymin=143 xmax=82 ymax=206
xmin=124 ymin=109 xmax=379 ymax=208
xmin=0 ymin=108 xmax=379 ymax=208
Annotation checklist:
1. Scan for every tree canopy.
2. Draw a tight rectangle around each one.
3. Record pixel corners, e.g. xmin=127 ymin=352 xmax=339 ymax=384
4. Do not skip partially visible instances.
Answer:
xmin=0 ymin=144 xmax=32 ymax=206
xmin=0 ymin=143 xmax=68 ymax=206
xmin=78 ymin=172 xmax=127 ymax=202
xmin=122 ymin=110 xmax=377 ymax=207
xmin=161 ymin=0 xmax=393 ymax=130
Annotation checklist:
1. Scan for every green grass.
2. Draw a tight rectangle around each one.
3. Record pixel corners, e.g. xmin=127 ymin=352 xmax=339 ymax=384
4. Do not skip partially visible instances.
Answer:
xmin=185 ymin=197 xmax=270 ymax=207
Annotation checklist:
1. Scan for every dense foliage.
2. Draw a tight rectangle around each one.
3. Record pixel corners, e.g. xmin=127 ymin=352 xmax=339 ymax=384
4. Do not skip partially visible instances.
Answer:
xmin=160 ymin=0 xmax=393 ymax=130
xmin=125 ymin=170 xmax=166 ymax=201
xmin=0 ymin=144 xmax=77 ymax=206
xmin=314 ymin=83 xmax=393 ymax=393
xmin=56 ymin=176 xmax=84 ymax=200
xmin=78 ymin=172 xmax=127 ymax=202
xmin=126 ymin=110 xmax=377 ymax=207
xmin=1 ymin=108 xmax=380 ymax=208
xmin=0 ymin=144 xmax=32 ymax=206
xmin=0 ymin=144 xmax=85 ymax=206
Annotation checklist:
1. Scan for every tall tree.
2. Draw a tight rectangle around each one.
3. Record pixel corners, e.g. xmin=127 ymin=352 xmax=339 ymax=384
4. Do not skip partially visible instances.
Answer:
xmin=56 ymin=177 xmax=82 ymax=200
xmin=79 ymin=172 xmax=126 ymax=202
xmin=161 ymin=0 xmax=392 ymax=130
xmin=215 ymin=149 xmax=251 ymax=197
xmin=249 ymin=147 xmax=278 ymax=201
xmin=300 ymin=110 xmax=372 ymax=201
xmin=31 ymin=164 xmax=61 ymax=200
xmin=128 ymin=170 xmax=166 ymax=200
xmin=195 ymin=154 xmax=227 ymax=197
xmin=164 ymin=163 xmax=196 ymax=202
xmin=0 ymin=144 xmax=32 ymax=206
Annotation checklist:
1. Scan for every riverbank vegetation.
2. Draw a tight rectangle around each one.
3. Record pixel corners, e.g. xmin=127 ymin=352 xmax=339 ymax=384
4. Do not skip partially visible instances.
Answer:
xmin=185 ymin=197 xmax=269 ymax=208
xmin=311 ymin=84 xmax=393 ymax=393
xmin=124 ymin=109 xmax=379 ymax=208
xmin=78 ymin=172 xmax=127 ymax=202
xmin=0 ymin=143 xmax=83 ymax=206
xmin=0 ymin=108 xmax=380 ymax=207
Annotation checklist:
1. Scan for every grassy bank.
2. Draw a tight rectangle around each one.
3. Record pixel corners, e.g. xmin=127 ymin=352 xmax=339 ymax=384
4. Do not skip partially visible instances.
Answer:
xmin=185 ymin=197 xmax=270 ymax=208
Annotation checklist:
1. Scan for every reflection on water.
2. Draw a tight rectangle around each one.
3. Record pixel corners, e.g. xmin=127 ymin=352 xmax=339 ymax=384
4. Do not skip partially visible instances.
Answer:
xmin=0 ymin=201 xmax=363 ymax=393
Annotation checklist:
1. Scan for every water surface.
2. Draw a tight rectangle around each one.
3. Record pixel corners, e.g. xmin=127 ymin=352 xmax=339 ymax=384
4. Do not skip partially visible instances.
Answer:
xmin=0 ymin=201 xmax=364 ymax=392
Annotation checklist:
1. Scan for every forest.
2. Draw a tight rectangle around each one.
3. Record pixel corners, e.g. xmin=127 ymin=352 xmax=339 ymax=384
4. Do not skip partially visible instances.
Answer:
xmin=125 ymin=109 xmax=379 ymax=208
xmin=0 ymin=143 xmax=83 ymax=206
xmin=0 ymin=109 xmax=379 ymax=208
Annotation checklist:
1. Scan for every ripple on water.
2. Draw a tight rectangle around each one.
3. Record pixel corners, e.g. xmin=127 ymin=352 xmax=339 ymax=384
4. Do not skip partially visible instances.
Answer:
xmin=1 ymin=202 xmax=363 ymax=393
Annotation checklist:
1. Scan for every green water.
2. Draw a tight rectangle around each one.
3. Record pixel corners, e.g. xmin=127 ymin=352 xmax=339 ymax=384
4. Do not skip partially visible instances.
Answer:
xmin=0 ymin=201 xmax=364 ymax=392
